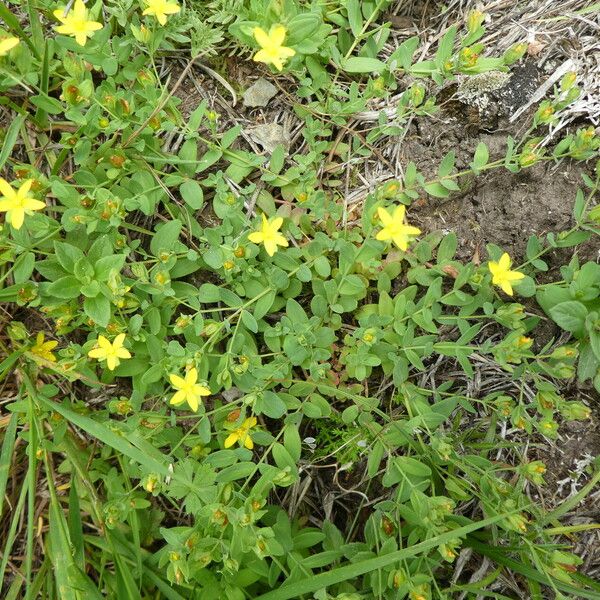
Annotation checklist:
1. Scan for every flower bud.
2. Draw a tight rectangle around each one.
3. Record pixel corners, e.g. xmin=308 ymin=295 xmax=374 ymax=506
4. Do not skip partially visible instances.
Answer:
xmin=466 ymin=10 xmax=485 ymax=32
xmin=559 ymin=401 xmax=591 ymax=421
xmin=503 ymin=42 xmax=528 ymax=65
xmin=560 ymin=71 xmax=577 ymax=92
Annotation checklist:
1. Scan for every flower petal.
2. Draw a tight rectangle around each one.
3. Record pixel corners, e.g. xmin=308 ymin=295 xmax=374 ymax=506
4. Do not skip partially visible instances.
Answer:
xmin=392 ymin=235 xmax=408 ymax=251
xmin=185 ymin=367 xmax=198 ymax=384
xmin=253 ymin=49 xmax=271 ymax=64
xmin=248 ymin=231 xmax=264 ymax=243
xmin=0 ymin=178 xmax=15 ymax=200
xmin=10 ymin=208 xmax=25 ymax=229
xmin=393 ymin=205 xmax=406 ymax=222
xmin=23 ymin=198 xmax=45 ymax=211
xmin=278 ymin=46 xmax=296 ymax=59
xmin=97 ymin=335 xmax=112 ymax=350
xmin=115 ymin=348 xmax=131 ymax=359
xmin=169 ymin=373 xmax=186 ymax=389
xmin=264 ymin=239 xmax=278 ymax=256
xmin=402 ymin=225 xmax=421 ymax=236
xmin=18 ymin=179 xmax=33 ymax=197
xmin=193 ymin=384 xmax=211 ymax=397
xmin=499 ymin=253 xmax=511 ymax=270
xmin=106 ymin=355 xmax=118 ymax=370
xmin=170 ymin=390 xmax=186 ymax=405
xmin=270 ymin=24 xmax=287 ymax=46
xmin=113 ymin=333 xmax=126 ymax=348
xmin=186 ymin=392 xmax=199 ymax=412
xmin=224 ymin=433 xmax=238 ymax=448
xmin=488 ymin=261 xmax=499 ymax=276
xmin=253 ymin=27 xmax=271 ymax=49
xmin=274 ymin=233 xmax=288 ymax=248
xmin=377 ymin=207 xmax=393 ymax=226
xmin=88 ymin=347 xmax=106 ymax=359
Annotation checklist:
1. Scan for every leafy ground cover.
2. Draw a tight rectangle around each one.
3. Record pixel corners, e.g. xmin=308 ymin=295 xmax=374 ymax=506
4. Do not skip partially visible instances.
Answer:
xmin=0 ymin=0 xmax=599 ymax=598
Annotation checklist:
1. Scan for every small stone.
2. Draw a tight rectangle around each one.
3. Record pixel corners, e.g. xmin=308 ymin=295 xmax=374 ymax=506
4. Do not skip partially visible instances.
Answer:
xmin=246 ymin=123 xmax=290 ymax=153
xmin=243 ymin=78 xmax=278 ymax=108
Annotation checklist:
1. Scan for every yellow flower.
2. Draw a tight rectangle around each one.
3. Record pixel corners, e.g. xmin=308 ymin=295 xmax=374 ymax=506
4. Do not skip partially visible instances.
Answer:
xmin=252 ymin=24 xmax=296 ymax=72
xmin=30 ymin=332 xmax=58 ymax=362
xmin=375 ymin=205 xmax=421 ymax=251
xmin=0 ymin=179 xmax=45 ymax=230
xmin=248 ymin=214 xmax=288 ymax=256
xmin=224 ymin=416 xmax=257 ymax=450
xmin=0 ymin=37 xmax=19 ymax=56
xmin=53 ymin=0 xmax=103 ymax=46
xmin=142 ymin=0 xmax=181 ymax=26
xmin=169 ymin=368 xmax=210 ymax=412
xmin=488 ymin=252 xmax=525 ymax=296
xmin=88 ymin=333 xmax=131 ymax=371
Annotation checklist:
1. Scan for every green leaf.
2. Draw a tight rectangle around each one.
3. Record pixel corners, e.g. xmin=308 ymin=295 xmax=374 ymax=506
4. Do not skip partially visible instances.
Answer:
xmin=438 ymin=151 xmax=455 ymax=177
xmin=346 ymin=0 xmax=363 ymax=36
xmin=341 ymin=57 xmax=387 ymax=73
xmin=471 ymin=142 xmax=489 ymax=172
xmin=286 ymin=298 xmax=308 ymax=323
xmin=389 ymin=36 xmax=419 ymax=71
xmin=254 ymin=290 xmax=276 ymax=319
xmin=30 ymin=94 xmax=63 ymax=114
xmin=435 ymin=25 xmax=457 ymax=66
xmin=46 ymin=276 xmax=81 ymax=299
xmin=215 ymin=462 xmax=256 ymax=483
xmin=179 ymin=180 xmax=204 ymax=210
xmin=577 ymin=341 xmax=599 ymax=382
xmin=337 ymin=274 xmax=365 ymax=296
xmin=150 ymin=219 xmax=182 ymax=256
xmin=423 ymin=182 xmax=450 ymax=198
xmin=240 ymin=309 xmax=258 ymax=333
xmin=549 ymin=301 xmax=588 ymax=336
xmin=84 ymin=295 xmax=111 ymax=327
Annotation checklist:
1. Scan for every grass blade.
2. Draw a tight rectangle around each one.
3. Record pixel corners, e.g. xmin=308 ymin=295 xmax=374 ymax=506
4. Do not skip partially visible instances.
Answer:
xmin=0 ymin=115 xmax=25 ymax=171
xmin=0 ymin=413 xmax=18 ymax=520
xmin=68 ymin=479 xmax=85 ymax=570
xmin=254 ymin=512 xmax=518 ymax=600
xmin=466 ymin=538 xmax=600 ymax=599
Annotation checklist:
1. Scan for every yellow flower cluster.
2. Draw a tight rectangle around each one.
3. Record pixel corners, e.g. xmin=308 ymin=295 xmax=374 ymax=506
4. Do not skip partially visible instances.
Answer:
xmin=252 ymin=25 xmax=295 ymax=71
xmin=88 ymin=334 xmax=131 ymax=370
xmin=52 ymin=0 xmax=182 ymax=47
xmin=0 ymin=179 xmax=45 ymax=230
xmin=488 ymin=253 xmax=525 ymax=296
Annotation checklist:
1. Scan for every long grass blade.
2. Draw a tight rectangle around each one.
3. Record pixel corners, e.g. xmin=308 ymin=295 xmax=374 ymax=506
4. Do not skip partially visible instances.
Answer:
xmin=254 ymin=512 xmax=519 ymax=600
xmin=0 ymin=412 xmax=18 ymax=520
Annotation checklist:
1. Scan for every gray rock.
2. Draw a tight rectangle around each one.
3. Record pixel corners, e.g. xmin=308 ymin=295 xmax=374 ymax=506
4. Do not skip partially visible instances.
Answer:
xmin=245 ymin=123 xmax=290 ymax=153
xmin=243 ymin=78 xmax=278 ymax=108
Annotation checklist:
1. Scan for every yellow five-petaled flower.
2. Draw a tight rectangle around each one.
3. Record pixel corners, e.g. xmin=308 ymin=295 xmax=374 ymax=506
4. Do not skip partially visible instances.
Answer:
xmin=252 ymin=24 xmax=296 ymax=72
xmin=142 ymin=0 xmax=181 ymax=25
xmin=53 ymin=0 xmax=102 ymax=47
xmin=248 ymin=214 xmax=288 ymax=256
xmin=0 ymin=179 xmax=45 ymax=230
xmin=376 ymin=205 xmax=421 ymax=251
xmin=0 ymin=37 xmax=19 ymax=56
xmin=169 ymin=368 xmax=210 ymax=412
xmin=488 ymin=252 xmax=525 ymax=296
xmin=88 ymin=333 xmax=131 ymax=371
xmin=224 ymin=416 xmax=257 ymax=450
xmin=30 ymin=332 xmax=58 ymax=362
